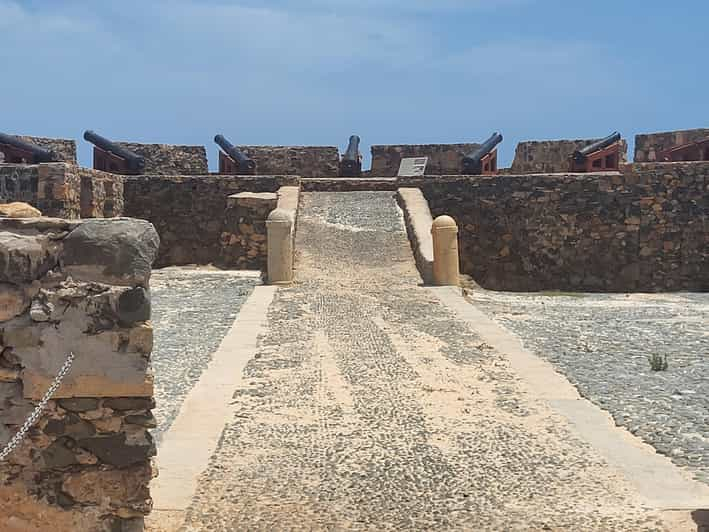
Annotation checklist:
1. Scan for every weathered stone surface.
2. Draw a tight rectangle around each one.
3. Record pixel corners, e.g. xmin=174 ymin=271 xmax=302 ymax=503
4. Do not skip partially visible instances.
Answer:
xmin=0 ymin=216 xmax=77 ymax=233
xmin=1 ymin=163 xmax=82 ymax=219
xmin=41 ymin=437 xmax=79 ymax=469
xmin=124 ymin=413 xmax=156 ymax=428
xmin=123 ymin=174 xmax=297 ymax=267
xmin=17 ymin=135 xmax=77 ymax=164
xmin=103 ymin=397 xmax=154 ymax=411
xmin=92 ymin=417 xmax=122 ymax=433
xmin=77 ymin=433 xmax=154 ymax=468
xmin=0 ymin=202 xmax=42 ymax=218
xmin=117 ymin=287 xmax=151 ymax=326
xmin=0 ymin=161 xmax=123 ymax=221
xmin=370 ymin=143 xmax=479 ymax=176
xmin=229 ymin=191 xmax=278 ymax=208
xmin=238 ymin=145 xmax=338 ymax=177
xmin=0 ymin=381 xmax=21 ymax=399
xmin=15 ymin=299 xmax=152 ymax=399
xmin=0 ymin=369 xmax=20 ymax=384
xmin=23 ymin=371 xmax=153 ymax=401
xmin=29 ymin=299 xmax=52 ymax=322
xmin=0 ymin=231 xmax=61 ymax=284
xmin=0 ymin=214 xmax=155 ymax=529
xmin=0 ymin=283 xmax=30 ymax=321
xmin=117 ymin=142 xmax=208 ymax=175
xmin=62 ymin=218 xmax=159 ymax=287
xmin=36 ymin=163 xmax=82 ymax=218
xmin=0 ymin=482 xmax=102 ymax=532
xmin=218 ymin=191 xmax=277 ymax=270
xmin=417 ymin=162 xmax=709 ymax=291
xmin=635 ymin=128 xmax=709 ymax=162
xmin=60 ymin=464 xmax=151 ymax=505
xmin=127 ymin=323 xmax=153 ymax=355
xmin=511 ymin=138 xmax=628 ymax=173
xmin=0 ymin=165 xmax=40 ymax=206
xmin=44 ymin=413 xmax=96 ymax=439
xmin=79 ymin=167 xmax=124 ymax=218
xmin=3 ymin=402 xmax=34 ymax=424
xmin=58 ymin=398 xmax=100 ymax=412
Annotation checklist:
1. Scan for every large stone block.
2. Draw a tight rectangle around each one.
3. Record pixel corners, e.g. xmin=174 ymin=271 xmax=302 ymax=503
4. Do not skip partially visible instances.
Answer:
xmin=0 ymin=202 xmax=42 ymax=218
xmin=60 ymin=463 xmax=151 ymax=506
xmin=0 ymin=231 xmax=62 ymax=284
xmin=61 ymin=218 xmax=159 ymax=287
xmin=0 ymin=482 xmax=103 ymax=532
xmin=76 ymin=432 xmax=154 ymax=468
xmin=0 ymin=283 xmax=30 ymax=321
xmin=12 ymin=302 xmax=153 ymax=399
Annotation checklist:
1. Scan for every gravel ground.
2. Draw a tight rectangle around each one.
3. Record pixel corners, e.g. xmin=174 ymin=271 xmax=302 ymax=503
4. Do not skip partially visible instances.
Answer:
xmin=471 ymin=289 xmax=709 ymax=485
xmin=181 ymin=192 xmax=667 ymax=531
xmin=150 ymin=268 xmax=260 ymax=445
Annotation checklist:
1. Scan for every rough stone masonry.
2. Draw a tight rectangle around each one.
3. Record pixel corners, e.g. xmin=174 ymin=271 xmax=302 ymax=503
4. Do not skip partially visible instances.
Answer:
xmin=0 ymin=216 xmax=159 ymax=532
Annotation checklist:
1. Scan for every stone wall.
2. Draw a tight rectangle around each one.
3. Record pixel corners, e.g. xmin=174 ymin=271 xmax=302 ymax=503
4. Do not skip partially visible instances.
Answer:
xmin=634 ymin=128 xmax=709 ymax=162
xmin=218 ymin=192 xmax=277 ymax=270
xmin=218 ymin=186 xmax=300 ymax=270
xmin=1 ymin=163 xmax=81 ymax=218
xmin=79 ymin=168 xmax=125 ymax=218
xmin=35 ymin=164 xmax=82 ymax=219
xmin=18 ymin=136 xmax=77 ymax=164
xmin=0 ymin=216 xmax=159 ymax=532
xmin=1 ymin=163 xmax=124 ymax=220
xmin=511 ymin=138 xmax=628 ymax=174
xmin=1 ymin=164 xmax=39 ymax=206
xmin=116 ymin=143 xmax=208 ymax=175
xmin=238 ymin=146 xmax=339 ymax=178
xmin=416 ymin=162 xmax=708 ymax=292
xmin=124 ymin=175 xmax=299 ymax=267
xmin=370 ymin=143 xmax=479 ymax=177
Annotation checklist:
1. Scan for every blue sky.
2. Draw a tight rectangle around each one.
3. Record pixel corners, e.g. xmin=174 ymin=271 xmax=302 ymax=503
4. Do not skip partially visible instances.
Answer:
xmin=1 ymin=0 xmax=707 ymax=170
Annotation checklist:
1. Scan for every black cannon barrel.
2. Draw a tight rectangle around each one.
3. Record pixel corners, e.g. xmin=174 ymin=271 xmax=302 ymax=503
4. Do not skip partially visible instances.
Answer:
xmin=574 ymin=131 xmax=621 ymax=161
xmin=462 ymin=132 xmax=503 ymax=173
xmin=0 ymin=132 xmax=57 ymax=163
xmin=343 ymin=135 xmax=361 ymax=162
xmin=214 ymin=134 xmax=256 ymax=172
xmin=83 ymin=130 xmax=145 ymax=173
xmin=339 ymin=134 xmax=362 ymax=177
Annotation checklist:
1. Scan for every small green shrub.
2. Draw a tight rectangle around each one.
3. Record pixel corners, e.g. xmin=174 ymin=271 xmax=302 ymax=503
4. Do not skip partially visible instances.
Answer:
xmin=648 ymin=353 xmax=668 ymax=371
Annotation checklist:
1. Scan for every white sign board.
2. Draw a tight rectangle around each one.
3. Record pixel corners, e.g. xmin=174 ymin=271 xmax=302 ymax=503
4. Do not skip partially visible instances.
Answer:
xmin=397 ymin=157 xmax=428 ymax=177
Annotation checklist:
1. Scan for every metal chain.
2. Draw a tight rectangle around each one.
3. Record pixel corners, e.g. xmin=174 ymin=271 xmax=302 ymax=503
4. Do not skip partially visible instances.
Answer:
xmin=0 ymin=351 xmax=75 ymax=462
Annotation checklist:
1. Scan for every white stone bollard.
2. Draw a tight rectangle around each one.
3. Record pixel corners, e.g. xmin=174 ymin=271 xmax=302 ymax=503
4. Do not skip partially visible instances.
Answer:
xmin=266 ymin=208 xmax=294 ymax=284
xmin=431 ymin=215 xmax=460 ymax=286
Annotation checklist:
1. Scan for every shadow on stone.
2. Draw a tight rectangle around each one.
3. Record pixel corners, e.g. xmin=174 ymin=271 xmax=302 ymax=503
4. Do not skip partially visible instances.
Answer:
xmin=692 ymin=509 xmax=709 ymax=532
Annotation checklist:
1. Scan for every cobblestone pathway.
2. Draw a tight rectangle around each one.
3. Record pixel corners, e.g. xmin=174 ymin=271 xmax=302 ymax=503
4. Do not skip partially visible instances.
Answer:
xmin=472 ymin=289 xmax=709 ymax=485
xmin=182 ymin=192 xmax=668 ymax=531
xmin=150 ymin=269 xmax=260 ymax=444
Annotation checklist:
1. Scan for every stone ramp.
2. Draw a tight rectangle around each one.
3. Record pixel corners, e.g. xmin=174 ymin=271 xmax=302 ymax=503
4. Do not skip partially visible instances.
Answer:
xmin=175 ymin=192 xmax=686 ymax=531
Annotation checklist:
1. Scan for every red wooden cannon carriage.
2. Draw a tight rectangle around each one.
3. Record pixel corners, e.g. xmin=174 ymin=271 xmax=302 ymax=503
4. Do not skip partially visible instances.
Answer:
xmin=569 ymin=132 xmax=622 ymax=173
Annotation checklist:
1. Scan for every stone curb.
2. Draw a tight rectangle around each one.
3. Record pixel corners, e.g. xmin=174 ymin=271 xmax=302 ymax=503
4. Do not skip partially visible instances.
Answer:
xmin=396 ymin=187 xmax=434 ymax=284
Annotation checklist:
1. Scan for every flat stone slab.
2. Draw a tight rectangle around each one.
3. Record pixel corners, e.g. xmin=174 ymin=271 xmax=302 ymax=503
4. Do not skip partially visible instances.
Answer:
xmin=227 ymin=192 xmax=278 ymax=208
